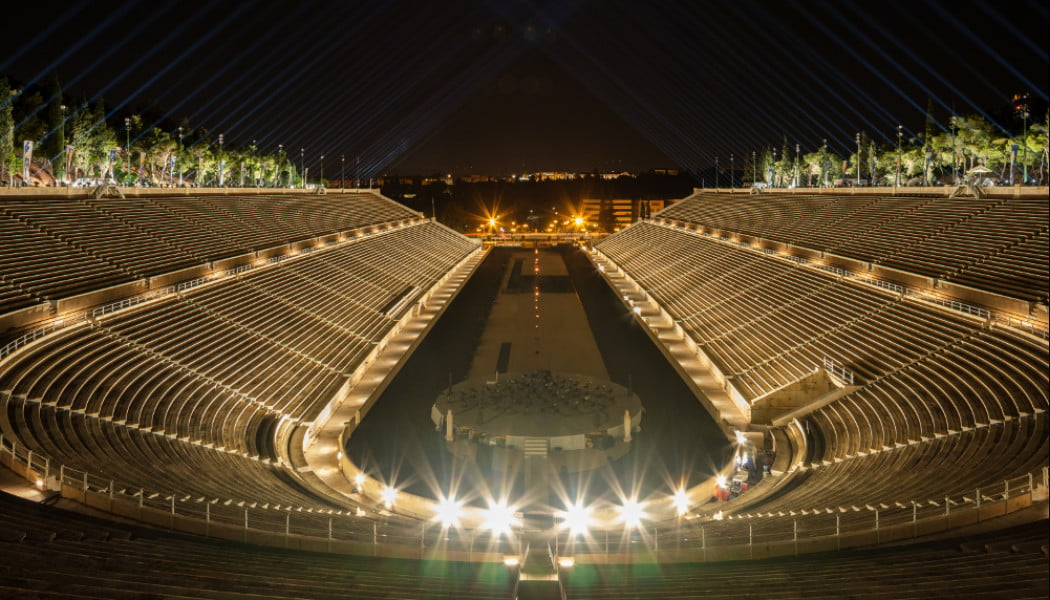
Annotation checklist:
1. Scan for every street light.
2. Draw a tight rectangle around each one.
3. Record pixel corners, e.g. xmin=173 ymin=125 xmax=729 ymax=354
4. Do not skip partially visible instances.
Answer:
xmin=752 ymin=150 xmax=757 ymax=186
xmin=1019 ymin=102 xmax=1030 ymax=185
xmin=57 ymin=104 xmax=69 ymax=184
xmin=714 ymin=156 xmax=719 ymax=189
xmin=300 ymin=147 xmax=305 ymax=189
xmin=177 ymin=126 xmax=184 ymax=186
xmin=821 ymin=139 xmax=828 ymax=187
xmin=855 ymin=132 xmax=861 ymax=186
xmin=896 ymin=124 xmax=902 ymax=187
xmin=320 ymin=154 xmax=324 ymax=186
xmin=124 ymin=117 xmax=131 ymax=186
xmin=218 ymin=133 xmax=225 ymax=187
xmin=250 ymin=139 xmax=257 ymax=186
xmin=730 ymin=153 xmax=734 ymax=189
xmin=340 ymin=154 xmax=345 ymax=190
xmin=793 ymin=144 xmax=799 ymax=188
xmin=275 ymin=144 xmax=283 ymax=187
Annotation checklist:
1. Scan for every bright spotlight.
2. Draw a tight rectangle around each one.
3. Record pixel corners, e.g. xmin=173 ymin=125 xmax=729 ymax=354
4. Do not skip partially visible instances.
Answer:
xmin=574 ymin=217 xmax=584 ymax=227
xmin=380 ymin=486 xmax=398 ymax=508
xmin=716 ymin=475 xmax=728 ymax=489
xmin=673 ymin=488 xmax=690 ymax=516
xmin=618 ymin=498 xmax=645 ymax=529
xmin=557 ymin=502 xmax=593 ymax=536
xmin=488 ymin=218 xmax=497 ymax=227
xmin=503 ymin=556 xmax=520 ymax=567
xmin=734 ymin=430 xmax=747 ymax=445
xmin=558 ymin=557 xmax=575 ymax=568
xmin=483 ymin=501 xmax=519 ymax=536
xmin=434 ymin=497 xmax=463 ymax=528
xmin=353 ymin=473 xmax=366 ymax=491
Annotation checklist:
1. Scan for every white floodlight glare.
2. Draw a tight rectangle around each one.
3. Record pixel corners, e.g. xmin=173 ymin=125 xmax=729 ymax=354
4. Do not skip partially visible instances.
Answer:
xmin=716 ymin=474 xmax=728 ymax=489
xmin=557 ymin=502 xmax=593 ymax=536
xmin=483 ymin=501 xmax=519 ymax=536
xmin=380 ymin=486 xmax=398 ymax=508
xmin=434 ymin=497 xmax=463 ymax=528
xmin=734 ymin=430 xmax=747 ymax=445
xmin=558 ymin=557 xmax=575 ymax=568
xmin=503 ymin=556 xmax=520 ymax=567
xmin=618 ymin=498 xmax=645 ymax=529
xmin=672 ymin=487 xmax=690 ymax=516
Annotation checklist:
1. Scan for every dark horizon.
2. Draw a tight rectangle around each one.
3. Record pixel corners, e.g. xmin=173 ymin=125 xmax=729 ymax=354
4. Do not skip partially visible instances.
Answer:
xmin=2 ymin=0 xmax=1046 ymax=178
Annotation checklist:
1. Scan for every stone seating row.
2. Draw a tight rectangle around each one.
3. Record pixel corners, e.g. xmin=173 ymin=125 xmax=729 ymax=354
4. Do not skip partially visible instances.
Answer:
xmin=657 ymin=193 xmax=1048 ymax=302
xmin=0 ymin=491 xmax=513 ymax=600
xmin=564 ymin=519 xmax=1048 ymax=600
xmin=0 ymin=221 xmax=477 ymax=514
xmin=596 ymin=219 xmax=1047 ymax=534
xmin=0 ymin=193 xmax=421 ymax=310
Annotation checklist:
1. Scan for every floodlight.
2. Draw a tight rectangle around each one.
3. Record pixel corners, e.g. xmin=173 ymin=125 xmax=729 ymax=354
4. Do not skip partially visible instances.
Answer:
xmin=673 ymin=487 xmax=690 ymax=516
xmin=618 ymin=498 xmax=645 ymax=529
xmin=380 ymin=486 xmax=398 ymax=508
xmin=716 ymin=475 xmax=728 ymax=489
xmin=557 ymin=502 xmax=593 ymax=536
xmin=558 ymin=557 xmax=575 ymax=568
xmin=483 ymin=501 xmax=518 ymax=536
xmin=434 ymin=497 xmax=463 ymax=528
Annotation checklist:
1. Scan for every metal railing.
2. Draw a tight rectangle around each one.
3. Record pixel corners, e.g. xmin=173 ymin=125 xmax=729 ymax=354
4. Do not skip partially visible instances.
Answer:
xmin=0 ymin=315 xmax=86 ymax=359
xmin=820 ymin=356 xmax=856 ymax=385
xmin=1 ymin=431 xmax=1043 ymax=562
xmin=912 ymin=293 xmax=991 ymax=319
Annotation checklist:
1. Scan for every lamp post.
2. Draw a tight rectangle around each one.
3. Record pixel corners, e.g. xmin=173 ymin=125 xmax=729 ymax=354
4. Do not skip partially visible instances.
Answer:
xmin=250 ymin=139 xmax=257 ymax=186
xmin=714 ymin=156 xmax=719 ymax=189
xmin=124 ymin=117 xmax=131 ymax=186
xmin=1020 ymin=103 xmax=1029 ymax=185
xmin=218 ymin=133 xmax=224 ymax=187
xmin=793 ymin=144 xmax=799 ymax=188
xmin=752 ymin=150 xmax=757 ymax=186
xmin=730 ymin=153 xmax=735 ymax=190
xmin=58 ymin=105 xmax=67 ymax=184
xmin=320 ymin=154 xmax=324 ymax=186
xmin=896 ymin=124 xmax=902 ymax=187
xmin=340 ymin=155 xmax=345 ymax=190
xmin=770 ymin=148 xmax=777 ymax=187
xmin=821 ymin=139 xmax=828 ymax=187
xmin=300 ymin=147 xmax=305 ymax=189
xmin=855 ymin=133 xmax=861 ymax=186
xmin=177 ymin=127 xmax=184 ymax=186
xmin=275 ymin=144 xmax=284 ymax=187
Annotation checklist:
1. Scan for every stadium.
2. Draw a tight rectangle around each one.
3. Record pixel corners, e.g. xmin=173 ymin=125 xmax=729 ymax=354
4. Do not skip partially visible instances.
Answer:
xmin=0 ymin=182 xmax=1046 ymax=599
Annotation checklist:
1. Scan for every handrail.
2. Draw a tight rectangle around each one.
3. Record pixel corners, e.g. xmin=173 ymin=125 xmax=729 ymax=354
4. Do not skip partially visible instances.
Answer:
xmin=0 ymin=431 xmax=1043 ymax=562
xmin=0 ymin=314 xmax=86 ymax=360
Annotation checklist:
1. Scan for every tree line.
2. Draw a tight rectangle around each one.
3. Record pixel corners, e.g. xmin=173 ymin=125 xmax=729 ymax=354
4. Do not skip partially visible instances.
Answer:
xmin=1 ymin=75 xmax=302 ymax=188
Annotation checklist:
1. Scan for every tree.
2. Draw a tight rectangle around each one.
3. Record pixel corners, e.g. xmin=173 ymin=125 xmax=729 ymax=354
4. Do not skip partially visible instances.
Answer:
xmin=0 ymin=78 xmax=14 ymax=185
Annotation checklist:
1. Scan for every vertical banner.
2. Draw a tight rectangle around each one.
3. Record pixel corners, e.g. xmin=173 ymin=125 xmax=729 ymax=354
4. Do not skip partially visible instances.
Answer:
xmin=22 ymin=140 xmax=33 ymax=185
xmin=65 ymin=145 xmax=74 ymax=183
xmin=109 ymin=148 xmax=118 ymax=182
xmin=1010 ymin=144 xmax=1018 ymax=185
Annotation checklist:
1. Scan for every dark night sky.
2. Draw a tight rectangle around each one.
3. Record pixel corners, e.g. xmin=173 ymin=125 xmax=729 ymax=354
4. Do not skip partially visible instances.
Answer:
xmin=1 ymin=0 xmax=1046 ymax=177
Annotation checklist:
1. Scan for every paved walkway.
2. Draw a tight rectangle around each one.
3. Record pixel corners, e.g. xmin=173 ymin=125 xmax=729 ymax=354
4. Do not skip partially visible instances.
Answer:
xmin=296 ymin=248 xmax=487 ymax=515
xmin=468 ymin=248 xmax=607 ymax=379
